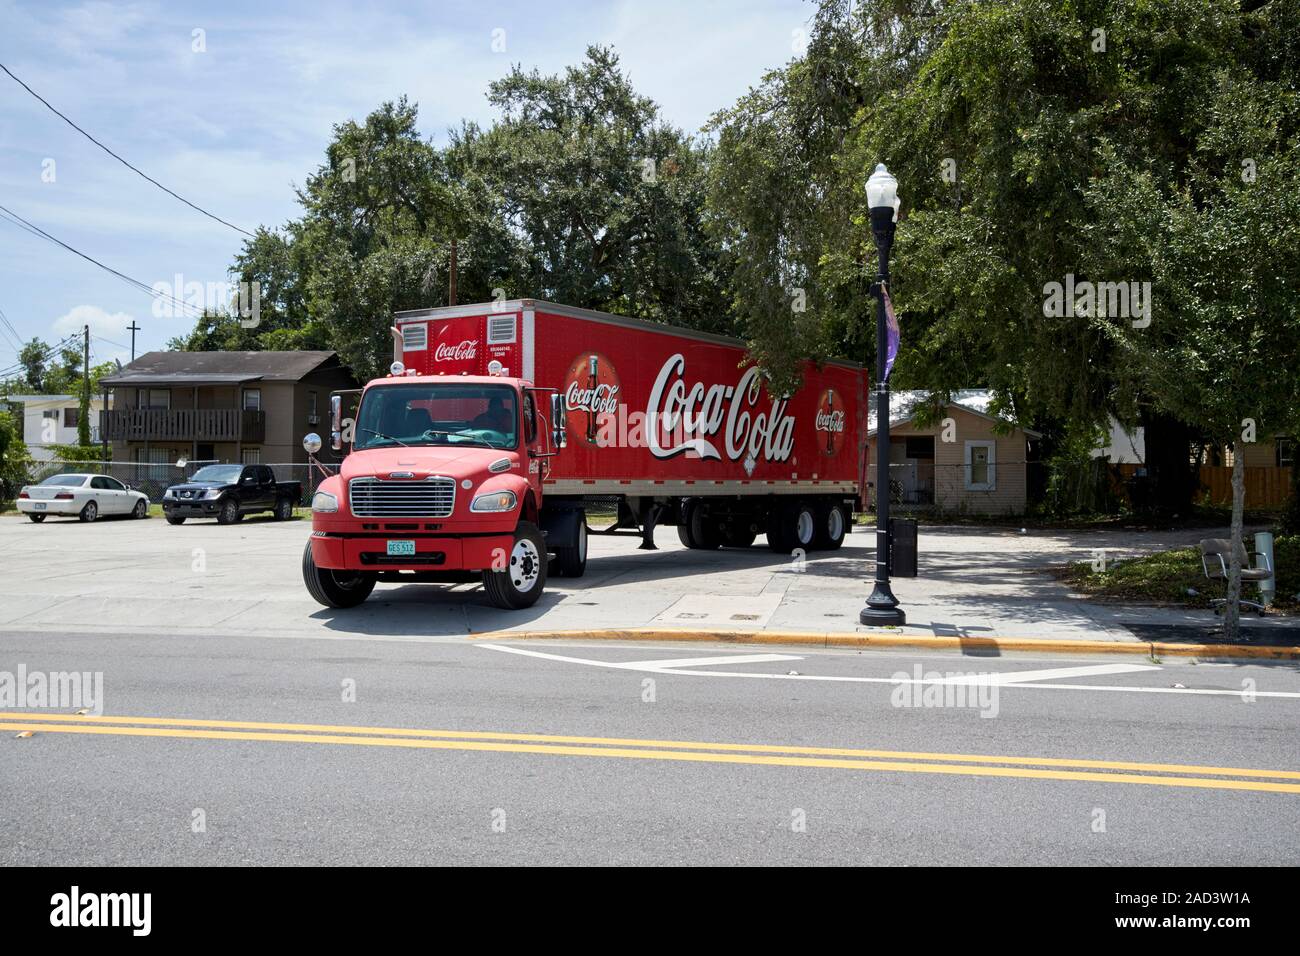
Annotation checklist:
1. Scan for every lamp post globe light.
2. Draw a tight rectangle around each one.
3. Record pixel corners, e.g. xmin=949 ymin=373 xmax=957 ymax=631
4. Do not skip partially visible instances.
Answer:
xmin=860 ymin=163 xmax=906 ymax=626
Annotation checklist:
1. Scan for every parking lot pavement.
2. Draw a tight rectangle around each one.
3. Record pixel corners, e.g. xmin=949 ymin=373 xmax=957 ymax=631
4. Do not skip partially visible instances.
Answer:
xmin=0 ymin=513 xmax=1278 ymax=644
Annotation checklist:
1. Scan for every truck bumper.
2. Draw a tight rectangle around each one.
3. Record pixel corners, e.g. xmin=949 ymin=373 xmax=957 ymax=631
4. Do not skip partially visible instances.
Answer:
xmin=310 ymin=532 xmax=515 ymax=572
xmin=163 ymin=500 xmax=222 ymax=517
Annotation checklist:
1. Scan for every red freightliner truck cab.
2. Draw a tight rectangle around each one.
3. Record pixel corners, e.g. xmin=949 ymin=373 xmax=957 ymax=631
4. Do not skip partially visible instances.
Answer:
xmin=303 ymin=299 xmax=867 ymax=610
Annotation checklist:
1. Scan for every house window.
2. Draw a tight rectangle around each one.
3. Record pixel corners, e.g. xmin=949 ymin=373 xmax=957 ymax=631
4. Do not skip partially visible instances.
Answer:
xmin=243 ymin=388 xmax=261 ymax=411
xmin=965 ymin=440 xmax=996 ymax=491
xmin=1279 ymin=439 xmax=1295 ymax=468
xmin=141 ymin=389 xmax=170 ymax=410
xmin=241 ymin=448 xmax=261 ymax=465
xmin=308 ymin=391 xmax=318 ymax=422
xmin=63 ymin=407 xmax=80 ymax=428
xmin=42 ymin=409 xmax=59 ymax=421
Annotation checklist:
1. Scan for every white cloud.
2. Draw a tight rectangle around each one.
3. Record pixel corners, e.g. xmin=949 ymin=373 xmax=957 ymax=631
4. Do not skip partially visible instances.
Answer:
xmin=52 ymin=304 xmax=137 ymax=339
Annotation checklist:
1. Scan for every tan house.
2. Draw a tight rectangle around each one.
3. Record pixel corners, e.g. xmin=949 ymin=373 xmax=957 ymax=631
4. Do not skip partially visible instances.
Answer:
xmin=867 ymin=390 xmax=1041 ymax=515
xmin=99 ymin=351 xmax=357 ymax=469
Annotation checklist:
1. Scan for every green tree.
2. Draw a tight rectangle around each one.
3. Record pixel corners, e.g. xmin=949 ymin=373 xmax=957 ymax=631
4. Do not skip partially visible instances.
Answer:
xmin=0 ymin=407 xmax=31 ymax=508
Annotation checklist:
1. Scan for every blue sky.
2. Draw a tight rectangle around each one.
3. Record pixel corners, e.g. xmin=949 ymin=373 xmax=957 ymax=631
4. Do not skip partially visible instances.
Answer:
xmin=0 ymin=0 xmax=813 ymax=373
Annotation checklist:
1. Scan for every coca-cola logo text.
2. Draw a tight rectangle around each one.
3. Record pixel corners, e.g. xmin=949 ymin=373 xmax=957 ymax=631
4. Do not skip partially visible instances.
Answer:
xmin=816 ymin=409 xmax=845 ymax=432
xmin=434 ymin=339 xmax=478 ymax=362
xmin=565 ymin=381 xmax=621 ymax=415
xmin=646 ymin=354 xmax=795 ymax=462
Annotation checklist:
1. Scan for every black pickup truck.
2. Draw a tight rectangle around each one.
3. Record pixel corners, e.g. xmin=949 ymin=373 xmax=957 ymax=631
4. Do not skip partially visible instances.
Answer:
xmin=163 ymin=464 xmax=302 ymax=525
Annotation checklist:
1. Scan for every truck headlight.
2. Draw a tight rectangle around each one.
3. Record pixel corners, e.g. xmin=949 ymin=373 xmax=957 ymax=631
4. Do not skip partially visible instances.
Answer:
xmin=205 ymin=488 xmax=224 ymax=499
xmin=312 ymin=490 xmax=339 ymax=513
xmin=470 ymin=490 xmax=517 ymax=512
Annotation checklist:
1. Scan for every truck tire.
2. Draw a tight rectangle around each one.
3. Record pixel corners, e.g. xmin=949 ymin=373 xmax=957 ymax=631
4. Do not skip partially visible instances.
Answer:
xmin=813 ymin=502 xmax=849 ymax=550
xmin=677 ymin=500 xmax=720 ymax=550
xmin=482 ymin=521 xmax=547 ymax=609
xmin=216 ymin=498 xmax=239 ymax=525
xmin=768 ymin=500 xmax=816 ymax=554
xmin=166 ymin=515 xmax=186 ymax=525
xmin=553 ymin=517 xmax=588 ymax=577
xmin=273 ymin=497 xmax=294 ymax=521
xmin=301 ymin=540 xmax=376 ymax=608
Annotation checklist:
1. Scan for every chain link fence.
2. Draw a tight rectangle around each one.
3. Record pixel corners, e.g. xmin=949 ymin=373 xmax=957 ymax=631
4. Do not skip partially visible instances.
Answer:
xmin=21 ymin=460 xmax=338 ymax=506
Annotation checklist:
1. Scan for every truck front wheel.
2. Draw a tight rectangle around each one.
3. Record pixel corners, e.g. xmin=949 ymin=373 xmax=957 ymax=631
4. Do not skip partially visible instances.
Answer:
xmin=482 ymin=521 xmax=547 ymax=609
xmin=301 ymin=540 xmax=376 ymax=608
xmin=216 ymin=498 xmax=239 ymax=525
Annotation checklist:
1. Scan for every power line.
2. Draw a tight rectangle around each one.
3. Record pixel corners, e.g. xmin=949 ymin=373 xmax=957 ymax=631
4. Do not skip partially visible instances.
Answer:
xmin=0 ymin=203 xmax=206 ymax=319
xmin=0 ymin=304 xmax=24 ymax=351
xmin=0 ymin=333 xmax=79 ymax=380
xmin=0 ymin=61 xmax=256 ymax=238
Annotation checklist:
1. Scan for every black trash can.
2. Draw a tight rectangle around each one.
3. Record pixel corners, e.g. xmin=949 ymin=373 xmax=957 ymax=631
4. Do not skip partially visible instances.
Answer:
xmin=889 ymin=517 xmax=918 ymax=577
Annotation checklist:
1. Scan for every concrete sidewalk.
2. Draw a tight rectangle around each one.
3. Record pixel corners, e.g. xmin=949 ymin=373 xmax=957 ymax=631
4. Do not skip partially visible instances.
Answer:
xmin=0 ymin=512 xmax=1290 ymax=647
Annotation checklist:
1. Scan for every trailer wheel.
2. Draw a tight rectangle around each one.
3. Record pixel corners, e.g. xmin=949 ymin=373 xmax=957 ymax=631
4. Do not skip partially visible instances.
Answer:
xmin=482 ymin=521 xmax=547 ymax=609
xmin=813 ymin=502 xmax=849 ymax=550
xmin=677 ymin=500 xmax=720 ymax=550
xmin=768 ymin=500 xmax=817 ymax=554
xmin=301 ymin=540 xmax=376 ymax=608
xmin=553 ymin=517 xmax=588 ymax=577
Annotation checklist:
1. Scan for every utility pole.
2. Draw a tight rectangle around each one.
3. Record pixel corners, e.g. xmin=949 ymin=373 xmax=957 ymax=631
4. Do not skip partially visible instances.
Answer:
xmin=127 ymin=321 xmax=141 ymax=360
xmin=78 ymin=323 xmax=91 ymax=448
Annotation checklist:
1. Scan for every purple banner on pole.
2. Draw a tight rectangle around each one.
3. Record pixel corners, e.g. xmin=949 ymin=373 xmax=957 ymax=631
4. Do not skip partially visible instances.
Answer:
xmin=883 ymin=284 xmax=900 ymax=382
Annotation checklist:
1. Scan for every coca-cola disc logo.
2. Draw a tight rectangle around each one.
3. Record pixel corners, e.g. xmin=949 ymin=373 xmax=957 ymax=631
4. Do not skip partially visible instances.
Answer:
xmin=815 ymin=387 xmax=846 ymax=456
xmin=563 ymin=351 xmax=621 ymax=446
xmin=434 ymin=339 xmax=478 ymax=362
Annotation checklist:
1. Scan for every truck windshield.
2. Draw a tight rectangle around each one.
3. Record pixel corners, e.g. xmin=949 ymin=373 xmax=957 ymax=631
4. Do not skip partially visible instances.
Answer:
xmin=353 ymin=383 xmax=519 ymax=451
xmin=190 ymin=465 xmax=243 ymax=483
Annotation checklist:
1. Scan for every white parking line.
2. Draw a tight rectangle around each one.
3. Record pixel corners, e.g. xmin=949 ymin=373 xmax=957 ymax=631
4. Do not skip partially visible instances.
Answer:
xmin=478 ymin=644 xmax=1300 ymax=699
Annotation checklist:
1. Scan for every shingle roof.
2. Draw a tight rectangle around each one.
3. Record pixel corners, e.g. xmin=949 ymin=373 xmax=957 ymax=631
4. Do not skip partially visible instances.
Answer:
xmin=867 ymin=389 xmax=1041 ymax=437
xmin=101 ymin=351 xmax=340 ymax=387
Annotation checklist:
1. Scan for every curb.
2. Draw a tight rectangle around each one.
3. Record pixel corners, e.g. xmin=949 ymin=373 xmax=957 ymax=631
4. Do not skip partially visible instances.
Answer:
xmin=467 ymin=627 xmax=1300 ymax=660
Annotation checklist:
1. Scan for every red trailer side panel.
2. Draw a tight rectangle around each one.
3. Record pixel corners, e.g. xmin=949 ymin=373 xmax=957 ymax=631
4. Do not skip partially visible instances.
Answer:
xmin=395 ymin=301 xmax=865 ymax=497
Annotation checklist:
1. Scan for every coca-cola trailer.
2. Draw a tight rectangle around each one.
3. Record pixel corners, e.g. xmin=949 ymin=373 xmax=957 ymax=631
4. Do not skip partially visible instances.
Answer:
xmin=302 ymin=299 xmax=866 ymax=610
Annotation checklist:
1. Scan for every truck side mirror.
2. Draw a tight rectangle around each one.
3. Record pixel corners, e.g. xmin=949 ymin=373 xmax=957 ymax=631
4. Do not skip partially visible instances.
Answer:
xmin=550 ymin=394 xmax=568 ymax=449
xmin=330 ymin=395 xmax=343 ymax=451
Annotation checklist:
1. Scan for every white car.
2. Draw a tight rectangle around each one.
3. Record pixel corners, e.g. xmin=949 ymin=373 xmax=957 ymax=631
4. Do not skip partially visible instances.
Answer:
xmin=17 ymin=473 xmax=150 ymax=523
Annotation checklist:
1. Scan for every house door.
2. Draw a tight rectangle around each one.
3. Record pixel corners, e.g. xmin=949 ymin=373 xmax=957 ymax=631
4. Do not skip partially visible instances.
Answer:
xmin=196 ymin=443 xmax=215 ymax=463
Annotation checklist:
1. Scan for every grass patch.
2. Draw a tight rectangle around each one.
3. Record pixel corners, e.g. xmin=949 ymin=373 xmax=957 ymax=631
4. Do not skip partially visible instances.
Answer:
xmin=1061 ymin=534 xmax=1299 ymax=611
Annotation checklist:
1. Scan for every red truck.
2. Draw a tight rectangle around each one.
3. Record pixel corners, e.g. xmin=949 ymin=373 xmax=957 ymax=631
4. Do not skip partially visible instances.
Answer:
xmin=302 ymin=299 xmax=866 ymax=610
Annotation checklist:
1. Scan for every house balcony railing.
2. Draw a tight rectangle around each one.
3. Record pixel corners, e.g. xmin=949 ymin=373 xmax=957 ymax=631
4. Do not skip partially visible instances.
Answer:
xmin=100 ymin=408 xmax=266 ymax=444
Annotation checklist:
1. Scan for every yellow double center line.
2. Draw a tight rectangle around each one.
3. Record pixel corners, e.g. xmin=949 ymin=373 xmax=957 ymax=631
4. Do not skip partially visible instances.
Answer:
xmin=5 ymin=712 xmax=1300 ymax=793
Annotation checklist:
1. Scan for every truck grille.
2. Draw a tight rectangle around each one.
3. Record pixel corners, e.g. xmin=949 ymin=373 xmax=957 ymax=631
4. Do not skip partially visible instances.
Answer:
xmin=348 ymin=477 xmax=456 ymax=517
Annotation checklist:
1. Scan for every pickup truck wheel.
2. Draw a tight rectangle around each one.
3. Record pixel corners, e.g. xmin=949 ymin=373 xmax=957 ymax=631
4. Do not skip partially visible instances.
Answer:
xmin=813 ymin=502 xmax=849 ymax=550
xmin=553 ymin=518 xmax=588 ymax=577
xmin=273 ymin=497 xmax=294 ymax=521
xmin=79 ymin=500 xmax=98 ymax=523
xmin=166 ymin=515 xmax=186 ymax=525
xmin=216 ymin=498 xmax=239 ymax=525
xmin=482 ymin=521 xmax=547 ymax=609
xmin=301 ymin=540 xmax=376 ymax=608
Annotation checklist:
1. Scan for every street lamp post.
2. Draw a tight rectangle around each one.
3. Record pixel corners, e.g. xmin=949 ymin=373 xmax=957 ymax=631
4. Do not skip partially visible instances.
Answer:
xmin=860 ymin=163 xmax=906 ymax=626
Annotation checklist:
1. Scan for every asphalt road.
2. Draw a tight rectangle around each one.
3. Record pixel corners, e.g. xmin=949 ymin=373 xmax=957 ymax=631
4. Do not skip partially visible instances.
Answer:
xmin=2 ymin=628 xmax=1298 ymax=865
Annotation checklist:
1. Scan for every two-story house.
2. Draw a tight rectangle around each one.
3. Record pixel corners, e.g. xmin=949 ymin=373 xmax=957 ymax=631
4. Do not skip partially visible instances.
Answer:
xmin=99 ymin=351 xmax=357 ymax=470
xmin=0 ymin=393 xmax=108 ymax=462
